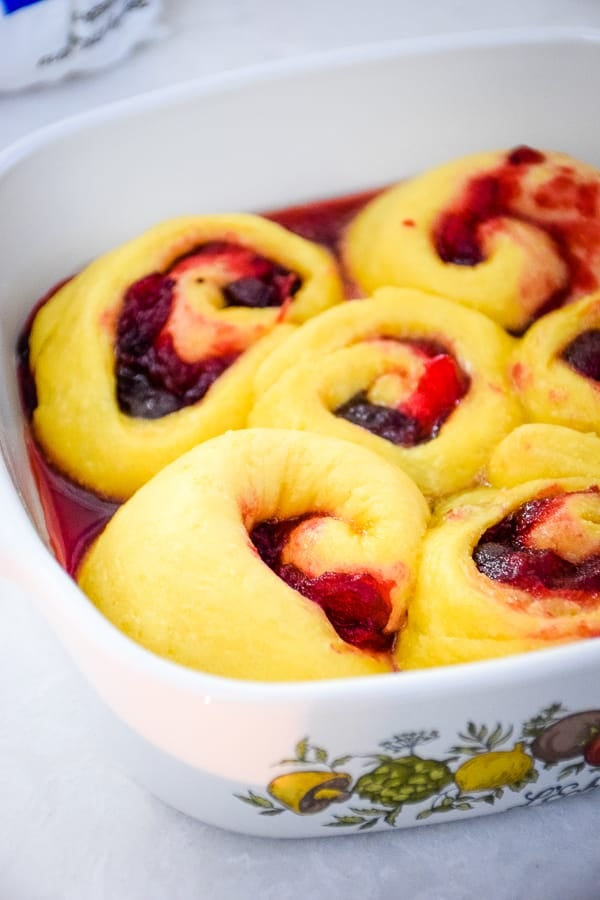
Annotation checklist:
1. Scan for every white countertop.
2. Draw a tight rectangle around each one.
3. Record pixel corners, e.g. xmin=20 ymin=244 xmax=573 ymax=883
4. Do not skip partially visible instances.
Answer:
xmin=1 ymin=2 xmax=600 ymax=898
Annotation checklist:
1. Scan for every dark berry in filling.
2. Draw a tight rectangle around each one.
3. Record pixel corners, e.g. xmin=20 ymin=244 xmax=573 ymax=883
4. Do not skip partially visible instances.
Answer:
xmin=334 ymin=342 xmax=468 ymax=447
xmin=434 ymin=145 xmax=544 ymax=266
xmin=507 ymin=146 xmax=546 ymax=166
xmin=473 ymin=493 xmax=600 ymax=594
xmin=114 ymin=244 xmax=301 ymax=418
xmin=334 ymin=395 xmax=423 ymax=446
xmin=250 ymin=516 xmax=393 ymax=652
xmin=182 ymin=241 xmax=301 ymax=309
xmin=561 ymin=329 xmax=600 ymax=383
xmin=115 ymin=273 xmax=239 ymax=418
xmin=436 ymin=174 xmax=509 ymax=266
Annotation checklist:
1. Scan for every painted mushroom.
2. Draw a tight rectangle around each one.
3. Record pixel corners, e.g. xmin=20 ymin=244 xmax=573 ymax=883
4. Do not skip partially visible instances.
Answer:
xmin=267 ymin=771 xmax=352 ymax=814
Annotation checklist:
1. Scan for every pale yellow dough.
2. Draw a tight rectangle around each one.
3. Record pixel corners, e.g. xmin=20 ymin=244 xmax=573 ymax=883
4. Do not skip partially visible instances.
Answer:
xmin=398 ymin=477 xmax=600 ymax=670
xmin=29 ymin=214 xmax=343 ymax=499
xmin=79 ymin=429 xmax=429 ymax=682
xmin=488 ymin=424 xmax=600 ymax=487
xmin=344 ymin=149 xmax=600 ymax=331
xmin=511 ymin=293 xmax=600 ymax=433
xmin=251 ymin=288 xmax=522 ymax=499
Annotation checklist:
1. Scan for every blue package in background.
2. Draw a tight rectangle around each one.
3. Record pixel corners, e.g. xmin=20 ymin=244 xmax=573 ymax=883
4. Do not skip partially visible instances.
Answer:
xmin=2 ymin=0 xmax=46 ymax=14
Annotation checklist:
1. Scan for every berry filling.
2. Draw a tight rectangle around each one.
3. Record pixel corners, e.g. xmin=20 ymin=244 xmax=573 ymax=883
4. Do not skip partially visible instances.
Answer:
xmin=434 ymin=145 xmax=600 ymax=322
xmin=334 ymin=340 xmax=468 ymax=446
xmin=178 ymin=241 xmax=301 ymax=308
xmin=115 ymin=273 xmax=238 ymax=418
xmin=561 ymin=329 xmax=600 ymax=383
xmin=115 ymin=243 xmax=301 ymax=418
xmin=473 ymin=491 xmax=600 ymax=595
xmin=250 ymin=516 xmax=393 ymax=652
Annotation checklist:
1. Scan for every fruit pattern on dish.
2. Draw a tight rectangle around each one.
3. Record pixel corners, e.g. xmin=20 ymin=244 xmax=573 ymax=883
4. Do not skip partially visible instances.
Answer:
xmin=19 ymin=145 xmax=600 ymax=679
xmin=237 ymin=704 xmax=600 ymax=830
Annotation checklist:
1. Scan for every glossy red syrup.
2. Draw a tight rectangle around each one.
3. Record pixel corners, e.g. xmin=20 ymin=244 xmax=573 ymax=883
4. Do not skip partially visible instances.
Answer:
xmin=473 ymin=491 xmax=600 ymax=598
xmin=250 ymin=516 xmax=393 ymax=651
xmin=17 ymin=191 xmax=379 ymax=580
xmin=335 ymin=340 xmax=468 ymax=446
xmin=266 ymin=188 xmax=380 ymax=295
xmin=434 ymin=145 xmax=600 ymax=326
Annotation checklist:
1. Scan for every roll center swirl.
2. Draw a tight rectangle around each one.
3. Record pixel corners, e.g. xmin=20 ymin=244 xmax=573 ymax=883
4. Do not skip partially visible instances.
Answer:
xmin=334 ymin=338 xmax=468 ymax=447
xmin=250 ymin=515 xmax=394 ymax=652
xmin=115 ymin=242 xmax=301 ymax=419
xmin=434 ymin=146 xmax=600 ymax=326
xmin=473 ymin=489 xmax=600 ymax=601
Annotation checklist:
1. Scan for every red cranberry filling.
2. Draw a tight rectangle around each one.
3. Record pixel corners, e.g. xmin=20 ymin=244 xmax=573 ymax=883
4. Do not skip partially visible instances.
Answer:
xmin=433 ymin=145 xmax=600 ymax=326
xmin=115 ymin=274 xmax=238 ymax=418
xmin=561 ymin=329 xmax=600 ymax=383
xmin=473 ymin=493 xmax=600 ymax=593
xmin=334 ymin=340 xmax=468 ymax=446
xmin=436 ymin=173 xmax=511 ymax=267
xmin=115 ymin=243 xmax=301 ymax=418
xmin=251 ymin=516 xmax=393 ymax=652
xmin=507 ymin=146 xmax=546 ymax=166
xmin=183 ymin=241 xmax=301 ymax=309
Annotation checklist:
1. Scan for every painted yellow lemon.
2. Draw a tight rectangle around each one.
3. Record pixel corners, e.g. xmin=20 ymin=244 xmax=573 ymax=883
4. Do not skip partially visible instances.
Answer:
xmin=454 ymin=743 xmax=535 ymax=792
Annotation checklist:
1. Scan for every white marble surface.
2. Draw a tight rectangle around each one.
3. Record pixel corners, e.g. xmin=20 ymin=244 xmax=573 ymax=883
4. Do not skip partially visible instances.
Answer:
xmin=2 ymin=2 xmax=600 ymax=898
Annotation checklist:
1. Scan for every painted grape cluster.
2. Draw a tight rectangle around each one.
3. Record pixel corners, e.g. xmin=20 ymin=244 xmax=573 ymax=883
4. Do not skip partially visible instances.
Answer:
xmin=237 ymin=704 xmax=600 ymax=831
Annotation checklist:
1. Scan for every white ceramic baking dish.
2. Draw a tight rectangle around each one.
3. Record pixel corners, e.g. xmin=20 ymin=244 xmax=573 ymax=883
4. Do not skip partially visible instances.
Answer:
xmin=1 ymin=28 xmax=600 ymax=838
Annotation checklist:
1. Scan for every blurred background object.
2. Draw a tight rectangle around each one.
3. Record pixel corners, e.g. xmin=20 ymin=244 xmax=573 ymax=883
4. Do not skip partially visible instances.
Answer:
xmin=0 ymin=0 xmax=163 ymax=92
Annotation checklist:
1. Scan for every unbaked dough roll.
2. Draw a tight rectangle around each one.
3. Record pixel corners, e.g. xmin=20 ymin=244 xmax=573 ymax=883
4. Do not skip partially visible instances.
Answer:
xmin=29 ymin=215 xmax=343 ymax=499
xmin=398 ymin=476 xmax=600 ymax=669
xmin=511 ymin=293 xmax=600 ymax=432
xmin=78 ymin=429 xmax=429 ymax=682
xmin=345 ymin=147 xmax=600 ymax=332
xmin=251 ymin=288 xmax=522 ymax=499
xmin=488 ymin=424 xmax=600 ymax=487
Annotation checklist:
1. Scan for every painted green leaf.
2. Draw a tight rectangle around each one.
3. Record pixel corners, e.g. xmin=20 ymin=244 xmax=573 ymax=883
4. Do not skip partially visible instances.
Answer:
xmin=350 ymin=807 xmax=390 ymax=817
xmin=235 ymin=792 xmax=275 ymax=809
xmin=558 ymin=762 xmax=585 ymax=780
xmin=260 ymin=808 xmax=285 ymax=816
xmin=384 ymin=807 xmax=402 ymax=827
xmin=325 ymin=815 xmax=366 ymax=827
xmin=416 ymin=809 xmax=433 ymax=820
xmin=449 ymin=746 xmax=477 ymax=755
xmin=456 ymin=802 xmax=472 ymax=811
xmin=314 ymin=747 xmax=328 ymax=764
xmin=295 ymin=738 xmax=309 ymax=761
xmin=359 ymin=818 xmax=379 ymax=831
xmin=331 ymin=755 xmax=353 ymax=768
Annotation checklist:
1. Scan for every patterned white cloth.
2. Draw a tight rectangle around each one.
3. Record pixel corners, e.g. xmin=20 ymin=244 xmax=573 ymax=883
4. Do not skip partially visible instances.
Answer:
xmin=0 ymin=0 xmax=163 ymax=91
